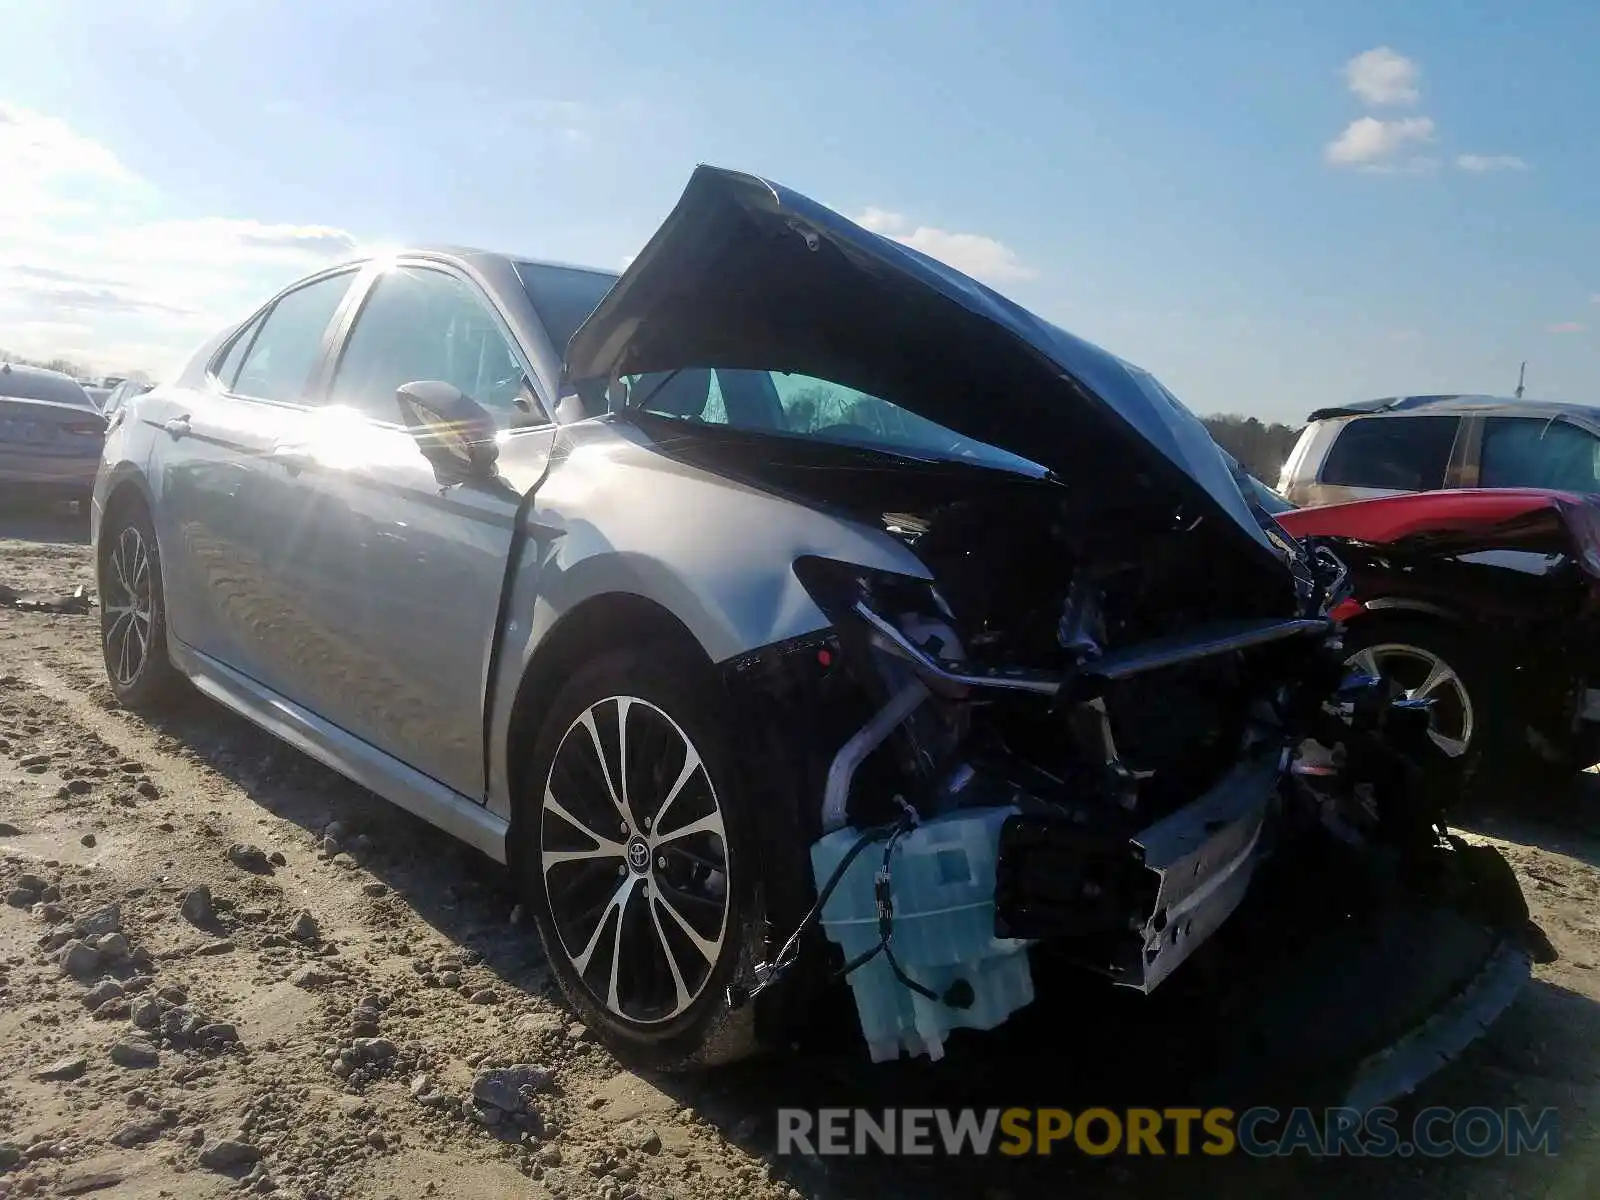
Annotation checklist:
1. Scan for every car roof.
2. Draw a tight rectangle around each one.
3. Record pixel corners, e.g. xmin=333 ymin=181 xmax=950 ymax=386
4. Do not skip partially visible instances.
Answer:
xmin=0 ymin=361 xmax=95 ymax=407
xmin=347 ymin=245 xmax=619 ymax=280
xmin=1305 ymin=394 xmax=1600 ymax=424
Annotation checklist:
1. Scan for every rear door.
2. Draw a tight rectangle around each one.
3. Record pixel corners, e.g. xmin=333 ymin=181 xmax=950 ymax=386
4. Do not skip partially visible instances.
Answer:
xmin=150 ymin=268 xmax=365 ymax=686
xmin=255 ymin=260 xmax=547 ymax=799
xmin=1306 ymin=415 xmax=1464 ymax=506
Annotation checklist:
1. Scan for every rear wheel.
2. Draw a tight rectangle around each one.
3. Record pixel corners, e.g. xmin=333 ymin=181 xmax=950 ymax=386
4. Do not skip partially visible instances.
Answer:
xmin=514 ymin=643 xmax=763 ymax=1071
xmin=98 ymin=502 xmax=182 ymax=709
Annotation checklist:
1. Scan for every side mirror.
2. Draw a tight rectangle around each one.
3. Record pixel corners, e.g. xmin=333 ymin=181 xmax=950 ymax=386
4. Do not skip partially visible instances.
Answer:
xmin=395 ymin=380 xmax=499 ymax=480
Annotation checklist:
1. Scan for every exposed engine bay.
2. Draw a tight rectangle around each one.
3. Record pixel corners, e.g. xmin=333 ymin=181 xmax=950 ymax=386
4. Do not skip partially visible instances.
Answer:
xmin=560 ymin=164 xmax=1545 ymax=1094
xmin=728 ymin=469 xmax=1551 ymax=1067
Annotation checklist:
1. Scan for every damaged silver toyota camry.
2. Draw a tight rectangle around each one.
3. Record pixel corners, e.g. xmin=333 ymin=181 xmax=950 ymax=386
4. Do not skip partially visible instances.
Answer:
xmin=93 ymin=166 xmax=1548 ymax=1097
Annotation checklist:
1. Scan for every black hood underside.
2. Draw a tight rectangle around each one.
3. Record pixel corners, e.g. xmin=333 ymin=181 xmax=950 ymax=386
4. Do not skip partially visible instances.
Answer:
xmin=565 ymin=165 xmax=1294 ymax=594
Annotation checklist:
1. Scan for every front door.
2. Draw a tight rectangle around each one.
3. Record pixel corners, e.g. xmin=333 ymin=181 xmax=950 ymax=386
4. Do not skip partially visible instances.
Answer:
xmin=260 ymin=262 xmax=547 ymax=799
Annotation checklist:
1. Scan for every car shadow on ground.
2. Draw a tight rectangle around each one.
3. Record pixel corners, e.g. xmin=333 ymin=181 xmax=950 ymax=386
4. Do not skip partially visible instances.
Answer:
xmin=1453 ymin=772 xmax=1600 ymax=870
xmin=97 ymin=684 xmax=1600 ymax=1198
xmin=119 ymin=687 xmax=541 ymax=981
xmin=647 ymin=971 xmax=1600 ymax=1200
xmin=0 ymin=500 xmax=91 ymax=546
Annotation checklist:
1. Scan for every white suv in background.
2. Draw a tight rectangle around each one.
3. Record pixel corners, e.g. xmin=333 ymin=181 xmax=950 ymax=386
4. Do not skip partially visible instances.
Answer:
xmin=1278 ymin=394 xmax=1600 ymax=507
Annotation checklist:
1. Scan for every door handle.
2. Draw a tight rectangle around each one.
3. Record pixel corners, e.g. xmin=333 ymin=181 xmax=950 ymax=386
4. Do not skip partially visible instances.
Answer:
xmin=270 ymin=445 xmax=314 ymax=475
xmin=162 ymin=416 xmax=191 ymax=439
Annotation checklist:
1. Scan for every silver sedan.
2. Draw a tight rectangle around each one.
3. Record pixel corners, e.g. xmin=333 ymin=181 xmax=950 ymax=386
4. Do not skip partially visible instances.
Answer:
xmin=91 ymin=166 xmax=1541 ymax=1084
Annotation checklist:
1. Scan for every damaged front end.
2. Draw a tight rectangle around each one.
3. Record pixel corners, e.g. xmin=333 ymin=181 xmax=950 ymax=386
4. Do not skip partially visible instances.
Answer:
xmin=725 ymin=522 xmax=1551 ymax=1108
xmin=567 ymin=165 xmax=1549 ymax=1092
xmin=775 ymin=520 xmax=1547 ymax=1071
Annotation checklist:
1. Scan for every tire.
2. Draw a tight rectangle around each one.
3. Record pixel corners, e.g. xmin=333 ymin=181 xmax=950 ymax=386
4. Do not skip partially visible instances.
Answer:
xmin=98 ymin=500 xmax=183 ymax=709
xmin=1341 ymin=618 xmax=1504 ymax=781
xmin=513 ymin=642 xmax=764 ymax=1071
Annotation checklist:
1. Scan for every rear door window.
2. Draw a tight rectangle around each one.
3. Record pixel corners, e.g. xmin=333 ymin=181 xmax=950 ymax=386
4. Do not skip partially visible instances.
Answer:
xmin=1319 ymin=415 xmax=1460 ymax=490
xmin=1480 ymin=417 xmax=1600 ymax=492
xmin=232 ymin=272 xmax=355 ymax=404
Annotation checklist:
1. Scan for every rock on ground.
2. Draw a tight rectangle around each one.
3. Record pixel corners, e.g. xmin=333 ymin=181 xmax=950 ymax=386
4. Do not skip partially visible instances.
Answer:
xmin=31 ymin=1055 xmax=88 ymax=1082
xmin=179 ymin=884 xmax=215 ymax=925
xmin=108 ymin=1038 xmax=159 ymax=1068
xmin=225 ymin=842 xmax=272 ymax=873
xmin=197 ymin=1138 xmax=261 ymax=1170
xmin=472 ymin=1064 xmax=554 ymax=1113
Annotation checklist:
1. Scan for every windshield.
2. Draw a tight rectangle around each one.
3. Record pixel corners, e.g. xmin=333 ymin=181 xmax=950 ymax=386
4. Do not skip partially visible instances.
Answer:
xmin=1217 ymin=446 xmax=1295 ymax=513
xmin=513 ymin=262 xmax=618 ymax=353
xmin=619 ymin=367 xmax=1048 ymax=476
xmin=0 ymin=366 xmax=95 ymax=408
xmin=1246 ymin=473 xmax=1295 ymax=513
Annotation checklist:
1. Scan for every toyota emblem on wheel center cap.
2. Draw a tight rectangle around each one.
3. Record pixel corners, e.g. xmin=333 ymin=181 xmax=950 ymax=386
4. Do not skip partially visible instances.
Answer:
xmin=627 ymin=837 xmax=651 ymax=874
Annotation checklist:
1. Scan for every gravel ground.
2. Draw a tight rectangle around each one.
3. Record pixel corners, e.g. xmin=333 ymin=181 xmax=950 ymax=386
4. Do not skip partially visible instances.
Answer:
xmin=1 ymin=505 xmax=1598 ymax=1199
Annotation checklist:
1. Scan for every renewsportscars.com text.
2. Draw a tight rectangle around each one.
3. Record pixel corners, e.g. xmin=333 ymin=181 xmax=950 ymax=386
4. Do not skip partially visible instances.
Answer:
xmin=776 ymin=1106 xmax=1560 ymax=1159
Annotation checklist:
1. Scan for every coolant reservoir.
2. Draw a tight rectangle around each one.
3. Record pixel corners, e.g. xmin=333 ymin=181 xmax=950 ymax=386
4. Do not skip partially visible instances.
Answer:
xmin=810 ymin=806 xmax=1034 ymax=1063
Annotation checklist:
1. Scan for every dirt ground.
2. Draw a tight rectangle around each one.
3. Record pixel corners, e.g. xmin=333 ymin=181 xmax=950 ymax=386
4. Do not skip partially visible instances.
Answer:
xmin=2 ymin=505 xmax=1598 ymax=1199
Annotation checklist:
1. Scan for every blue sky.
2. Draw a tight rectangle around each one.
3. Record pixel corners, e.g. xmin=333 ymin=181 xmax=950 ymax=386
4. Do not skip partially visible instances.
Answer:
xmin=1 ymin=0 xmax=1596 ymax=421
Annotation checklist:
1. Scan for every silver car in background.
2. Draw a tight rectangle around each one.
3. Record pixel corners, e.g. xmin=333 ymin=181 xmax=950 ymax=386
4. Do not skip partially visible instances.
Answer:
xmin=1 ymin=361 xmax=106 ymax=503
xmin=91 ymin=166 xmax=1543 ymax=1089
xmin=95 ymin=377 xmax=155 ymax=422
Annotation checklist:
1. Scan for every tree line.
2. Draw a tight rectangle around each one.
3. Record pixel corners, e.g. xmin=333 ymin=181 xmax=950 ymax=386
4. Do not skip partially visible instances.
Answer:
xmin=1199 ymin=414 xmax=1302 ymax=484
xmin=0 ymin=348 xmax=150 ymax=385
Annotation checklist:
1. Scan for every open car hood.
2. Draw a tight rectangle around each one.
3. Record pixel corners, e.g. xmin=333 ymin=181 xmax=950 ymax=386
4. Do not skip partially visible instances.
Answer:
xmin=565 ymin=165 xmax=1282 ymax=572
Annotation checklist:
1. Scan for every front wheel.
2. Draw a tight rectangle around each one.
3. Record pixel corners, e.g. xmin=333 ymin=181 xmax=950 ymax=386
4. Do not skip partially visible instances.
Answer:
xmin=514 ymin=643 xmax=764 ymax=1071
xmin=98 ymin=503 xmax=182 ymax=709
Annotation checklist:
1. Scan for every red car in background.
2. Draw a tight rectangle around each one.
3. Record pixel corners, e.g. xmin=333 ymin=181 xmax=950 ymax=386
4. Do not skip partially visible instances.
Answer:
xmin=1270 ymin=487 xmax=1600 ymax=787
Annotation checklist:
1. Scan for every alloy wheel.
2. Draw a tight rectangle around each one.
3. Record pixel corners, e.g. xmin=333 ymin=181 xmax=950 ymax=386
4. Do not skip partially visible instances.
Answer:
xmin=540 ymin=696 xmax=730 ymax=1025
xmin=104 ymin=525 xmax=154 ymax=688
xmin=1347 ymin=642 xmax=1475 ymax=757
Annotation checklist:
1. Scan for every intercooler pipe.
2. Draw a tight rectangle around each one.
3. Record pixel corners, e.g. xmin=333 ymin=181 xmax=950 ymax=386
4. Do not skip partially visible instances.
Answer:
xmin=822 ymin=680 xmax=930 ymax=832
xmin=852 ymin=602 xmax=1060 ymax=696
xmin=855 ymin=600 xmax=1330 ymax=694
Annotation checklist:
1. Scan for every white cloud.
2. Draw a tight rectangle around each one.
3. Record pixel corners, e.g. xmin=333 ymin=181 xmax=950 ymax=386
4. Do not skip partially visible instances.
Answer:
xmin=1455 ymin=153 xmax=1529 ymax=173
xmin=0 ymin=103 xmax=136 ymax=196
xmin=1548 ymin=322 xmax=1586 ymax=334
xmin=1327 ymin=52 xmax=1526 ymax=179
xmin=854 ymin=207 xmax=1037 ymax=285
xmin=1325 ymin=116 xmax=1436 ymax=168
xmin=0 ymin=101 xmax=359 ymax=376
xmin=1590 ymin=293 xmax=1600 ymax=305
xmin=1344 ymin=47 xmax=1420 ymax=106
